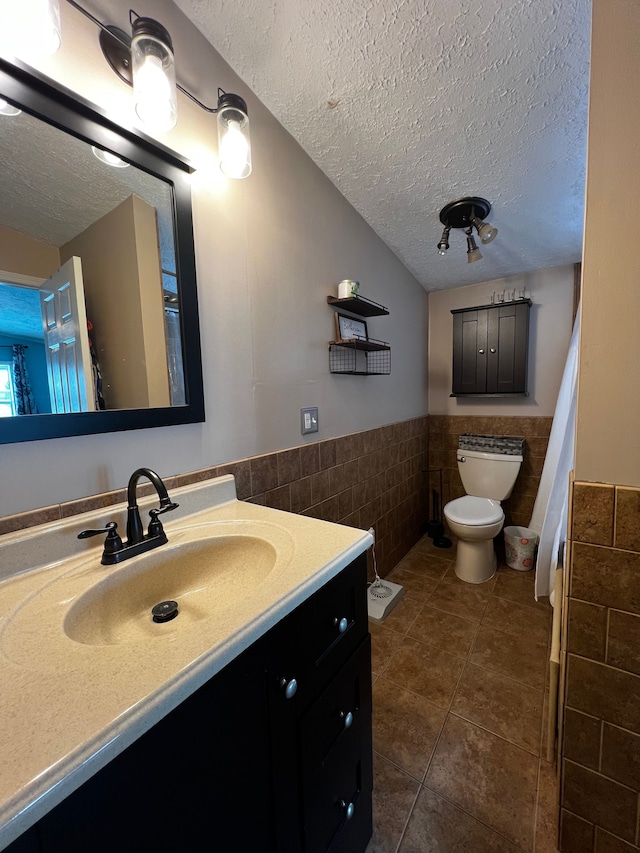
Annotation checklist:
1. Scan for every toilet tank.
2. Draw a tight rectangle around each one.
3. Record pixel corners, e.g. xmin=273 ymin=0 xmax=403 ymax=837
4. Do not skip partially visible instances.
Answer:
xmin=457 ymin=449 xmax=523 ymax=501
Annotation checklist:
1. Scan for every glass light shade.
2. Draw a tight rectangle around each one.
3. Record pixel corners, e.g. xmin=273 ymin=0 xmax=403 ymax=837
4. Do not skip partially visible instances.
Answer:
xmin=217 ymin=95 xmax=251 ymax=179
xmin=477 ymin=221 xmax=498 ymax=243
xmin=91 ymin=146 xmax=129 ymax=168
xmin=1 ymin=0 xmax=61 ymax=59
xmin=470 ymin=215 xmax=498 ymax=244
xmin=131 ymin=18 xmax=177 ymax=133
xmin=466 ymin=233 xmax=483 ymax=263
xmin=0 ymin=98 xmax=21 ymax=116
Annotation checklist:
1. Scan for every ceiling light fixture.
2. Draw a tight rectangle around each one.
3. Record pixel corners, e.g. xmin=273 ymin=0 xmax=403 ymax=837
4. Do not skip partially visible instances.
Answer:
xmin=437 ymin=196 xmax=498 ymax=260
xmin=6 ymin=0 xmax=252 ymax=176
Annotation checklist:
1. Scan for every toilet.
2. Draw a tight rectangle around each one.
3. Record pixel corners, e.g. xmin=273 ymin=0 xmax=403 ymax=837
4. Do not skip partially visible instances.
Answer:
xmin=443 ymin=445 xmax=523 ymax=584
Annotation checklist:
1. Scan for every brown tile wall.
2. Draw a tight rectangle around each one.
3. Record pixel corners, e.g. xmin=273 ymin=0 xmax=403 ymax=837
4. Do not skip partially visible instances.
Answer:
xmin=0 ymin=416 xmax=429 ymax=579
xmin=561 ymin=481 xmax=640 ymax=852
xmin=428 ymin=415 xmax=553 ymax=529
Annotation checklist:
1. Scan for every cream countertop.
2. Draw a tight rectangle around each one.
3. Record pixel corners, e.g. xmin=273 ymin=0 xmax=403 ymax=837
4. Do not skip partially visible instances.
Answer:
xmin=0 ymin=475 xmax=372 ymax=850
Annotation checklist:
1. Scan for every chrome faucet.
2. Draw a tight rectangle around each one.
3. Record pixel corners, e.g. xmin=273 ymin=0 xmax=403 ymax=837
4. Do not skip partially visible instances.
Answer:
xmin=78 ymin=468 xmax=179 ymax=565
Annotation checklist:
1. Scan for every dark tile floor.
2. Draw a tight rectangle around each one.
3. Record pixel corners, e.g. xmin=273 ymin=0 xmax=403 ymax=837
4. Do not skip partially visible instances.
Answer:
xmin=366 ymin=535 xmax=560 ymax=853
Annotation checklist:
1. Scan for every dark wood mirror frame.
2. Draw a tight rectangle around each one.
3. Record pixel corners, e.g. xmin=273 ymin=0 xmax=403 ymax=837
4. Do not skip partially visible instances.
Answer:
xmin=0 ymin=57 xmax=205 ymax=444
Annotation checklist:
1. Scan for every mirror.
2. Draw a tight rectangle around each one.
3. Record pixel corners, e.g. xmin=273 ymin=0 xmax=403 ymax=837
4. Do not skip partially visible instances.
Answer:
xmin=0 ymin=58 xmax=204 ymax=444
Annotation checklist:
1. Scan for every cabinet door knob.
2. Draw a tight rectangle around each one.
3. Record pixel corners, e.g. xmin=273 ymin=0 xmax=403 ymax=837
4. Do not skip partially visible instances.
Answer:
xmin=280 ymin=677 xmax=298 ymax=699
xmin=341 ymin=800 xmax=355 ymax=820
xmin=490 ymin=347 xmax=497 ymax=353
xmin=339 ymin=710 xmax=354 ymax=729
xmin=334 ymin=616 xmax=348 ymax=634
xmin=478 ymin=348 xmax=485 ymax=354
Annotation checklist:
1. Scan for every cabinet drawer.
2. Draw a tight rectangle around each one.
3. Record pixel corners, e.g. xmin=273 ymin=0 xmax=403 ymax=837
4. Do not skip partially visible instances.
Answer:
xmin=300 ymin=635 xmax=371 ymax=773
xmin=301 ymin=638 xmax=373 ymax=853
xmin=267 ymin=553 xmax=368 ymax=712
xmin=310 ymin=555 xmax=367 ymax=674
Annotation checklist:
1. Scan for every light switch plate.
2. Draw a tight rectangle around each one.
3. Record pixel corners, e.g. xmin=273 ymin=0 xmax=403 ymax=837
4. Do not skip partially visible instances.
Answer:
xmin=301 ymin=407 xmax=319 ymax=435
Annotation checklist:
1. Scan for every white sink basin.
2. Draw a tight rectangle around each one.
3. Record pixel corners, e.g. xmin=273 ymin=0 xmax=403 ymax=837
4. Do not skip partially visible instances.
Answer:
xmin=1 ymin=520 xmax=294 ymax=665
xmin=65 ymin=534 xmax=277 ymax=646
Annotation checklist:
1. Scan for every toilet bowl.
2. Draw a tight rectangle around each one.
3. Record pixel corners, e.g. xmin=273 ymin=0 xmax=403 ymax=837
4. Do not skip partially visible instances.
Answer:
xmin=443 ymin=445 xmax=523 ymax=584
xmin=444 ymin=496 xmax=504 ymax=583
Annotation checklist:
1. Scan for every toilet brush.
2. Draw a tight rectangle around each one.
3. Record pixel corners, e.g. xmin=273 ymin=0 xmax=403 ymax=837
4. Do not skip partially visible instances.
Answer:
xmin=427 ymin=482 xmax=452 ymax=549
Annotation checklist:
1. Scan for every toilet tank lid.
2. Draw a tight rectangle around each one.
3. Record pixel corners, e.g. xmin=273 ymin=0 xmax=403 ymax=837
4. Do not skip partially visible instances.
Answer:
xmin=457 ymin=449 xmax=523 ymax=463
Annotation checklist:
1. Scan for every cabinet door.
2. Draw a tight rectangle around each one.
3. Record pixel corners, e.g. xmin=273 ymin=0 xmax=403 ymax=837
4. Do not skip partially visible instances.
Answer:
xmin=486 ymin=302 xmax=530 ymax=394
xmin=38 ymin=644 xmax=275 ymax=853
xmin=452 ymin=309 xmax=488 ymax=394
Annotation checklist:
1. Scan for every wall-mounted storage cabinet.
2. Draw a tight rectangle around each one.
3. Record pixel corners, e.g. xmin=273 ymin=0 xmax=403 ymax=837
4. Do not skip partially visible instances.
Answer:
xmin=327 ymin=295 xmax=391 ymax=375
xmin=451 ymin=299 xmax=531 ymax=396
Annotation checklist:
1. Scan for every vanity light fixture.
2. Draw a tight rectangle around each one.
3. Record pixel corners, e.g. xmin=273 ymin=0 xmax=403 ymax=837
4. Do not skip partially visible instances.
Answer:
xmin=437 ymin=196 xmax=498 ymax=261
xmin=216 ymin=91 xmax=252 ymax=179
xmin=0 ymin=0 xmax=61 ymax=60
xmin=7 ymin=0 xmax=252 ymax=175
xmin=96 ymin=8 xmax=252 ymax=175
xmin=129 ymin=16 xmax=178 ymax=133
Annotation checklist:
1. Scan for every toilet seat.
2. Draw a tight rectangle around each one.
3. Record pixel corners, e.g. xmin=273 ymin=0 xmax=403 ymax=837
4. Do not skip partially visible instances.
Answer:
xmin=444 ymin=495 xmax=503 ymax=526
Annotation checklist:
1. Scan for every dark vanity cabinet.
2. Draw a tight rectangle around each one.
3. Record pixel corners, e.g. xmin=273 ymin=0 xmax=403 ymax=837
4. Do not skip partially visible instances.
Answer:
xmin=5 ymin=555 xmax=372 ymax=853
xmin=451 ymin=299 xmax=531 ymax=396
xmin=267 ymin=556 xmax=372 ymax=852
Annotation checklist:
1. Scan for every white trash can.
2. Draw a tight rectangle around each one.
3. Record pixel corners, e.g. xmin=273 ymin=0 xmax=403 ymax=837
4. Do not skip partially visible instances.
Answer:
xmin=504 ymin=526 xmax=538 ymax=571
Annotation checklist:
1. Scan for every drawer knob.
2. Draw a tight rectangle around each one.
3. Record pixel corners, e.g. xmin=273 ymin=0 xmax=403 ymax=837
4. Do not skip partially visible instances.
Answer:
xmin=478 ymin=348 xmax=485 ymax=354
xmin=280 ymin=677 xmax=298 ymax=699
xmin=334 ymin=616 xmax=348 ymax=634
xmin=490 ymin=347 xmax=497 ymax=353
xmin=341 ymin=800 xmax=355 ymax=821
xmin=339 ymin=710 xmax=354 ymax=729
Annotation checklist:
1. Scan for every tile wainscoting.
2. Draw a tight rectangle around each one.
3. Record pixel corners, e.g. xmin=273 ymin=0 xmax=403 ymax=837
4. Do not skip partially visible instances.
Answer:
xmin=428 ymin=415 xmax=553 ymax=530
xmin=560 ymin=480 xmax=640 ymax=852
xmin=0 ymin=416 xmax=429 ymax=579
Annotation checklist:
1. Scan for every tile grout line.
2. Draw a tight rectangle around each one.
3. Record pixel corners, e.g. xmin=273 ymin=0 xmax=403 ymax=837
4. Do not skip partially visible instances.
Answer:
xmin=370 ymin=542 xmax=553 ymax=852
xmin=393 ymin=782 xmax=423 ymax=853
xmin=531 ymin=756 xmax=545 ymax=853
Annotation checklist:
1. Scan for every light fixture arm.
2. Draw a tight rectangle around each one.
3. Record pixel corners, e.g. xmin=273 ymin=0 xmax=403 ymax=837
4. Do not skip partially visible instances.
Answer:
xmin=64 ymin=0 xmax=234 ymax=115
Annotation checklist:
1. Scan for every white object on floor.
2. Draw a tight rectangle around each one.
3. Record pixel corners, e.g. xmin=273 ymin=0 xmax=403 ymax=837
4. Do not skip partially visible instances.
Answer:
xmin=367 ymin=579 xmax=405 ymax=622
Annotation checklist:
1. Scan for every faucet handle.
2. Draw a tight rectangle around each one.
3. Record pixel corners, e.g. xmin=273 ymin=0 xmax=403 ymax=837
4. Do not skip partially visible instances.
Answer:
xmin=78 ymin=522 xmax=123 ymax=555
xmin=147 ymin=504 xmax=178 ymax=537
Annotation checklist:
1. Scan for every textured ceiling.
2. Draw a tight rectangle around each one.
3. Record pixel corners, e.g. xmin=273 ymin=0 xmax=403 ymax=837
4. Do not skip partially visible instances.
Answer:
xmin=174 ymin=0 xmax=591 ymax=291
xmin=0 ymin=110 xmax=174 ymax=265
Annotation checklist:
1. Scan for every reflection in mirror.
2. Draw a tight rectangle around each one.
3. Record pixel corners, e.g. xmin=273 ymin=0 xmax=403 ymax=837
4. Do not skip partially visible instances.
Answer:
xmin=0 ymin=58 xmax=204 ymax=444
xmin=0 ymin=107 xmax=183 ymax=414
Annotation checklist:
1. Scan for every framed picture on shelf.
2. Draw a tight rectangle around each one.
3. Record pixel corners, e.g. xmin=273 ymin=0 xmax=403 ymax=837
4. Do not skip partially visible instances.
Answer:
xmin=335 ymin=313 xmax=368 ymax=341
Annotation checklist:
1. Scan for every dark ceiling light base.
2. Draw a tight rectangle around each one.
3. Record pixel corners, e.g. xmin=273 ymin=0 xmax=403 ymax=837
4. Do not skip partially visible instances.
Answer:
xmin=439 ymin=196 xmax=491 ymax=229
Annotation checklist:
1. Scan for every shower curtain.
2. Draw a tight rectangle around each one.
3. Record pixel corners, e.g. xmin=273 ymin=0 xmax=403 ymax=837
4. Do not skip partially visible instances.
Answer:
xmin=529 ymin=307 xmax=580 ymax=601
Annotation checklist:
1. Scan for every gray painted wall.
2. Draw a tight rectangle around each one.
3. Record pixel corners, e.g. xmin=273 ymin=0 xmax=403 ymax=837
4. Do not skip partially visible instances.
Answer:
xmin=0 ymin=0 xmax=429 ymax=516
